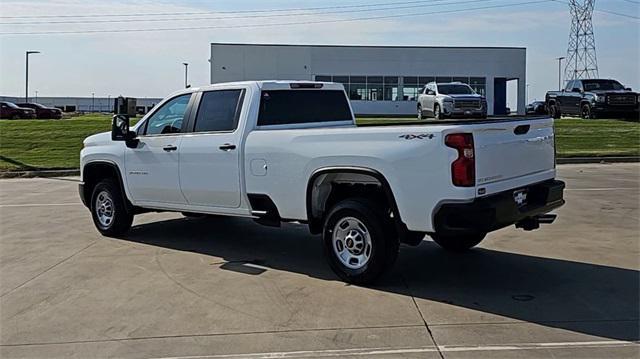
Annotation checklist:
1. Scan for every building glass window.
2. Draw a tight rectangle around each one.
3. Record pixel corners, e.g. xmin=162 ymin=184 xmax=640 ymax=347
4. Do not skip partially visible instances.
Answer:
xmin=453 ymin=76 xmax=470 ymax=84
xmin=436 ymin=76 xmax=453 ymax=83
xmin=403 ymin=77 xmax=420 ymax=101
xmin=348 ymin=76 xmax=366 ymax=100
xmin=470 ymin=77 xmax=486 ymax=96
xmin=419 ymin=77 xmax=435 ymax=87
xmin=383 ymin=76 xmax=398 ymax=101
xmin=366 ymin=76 xmax=383 ymax=101
xmin=332 ymin=76 xmax=350 ymax=94
xmin=314 ymin=75 xmax=331 ymax=82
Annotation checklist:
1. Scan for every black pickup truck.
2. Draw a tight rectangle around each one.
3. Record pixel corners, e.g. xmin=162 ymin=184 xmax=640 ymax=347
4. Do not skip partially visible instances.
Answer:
xmin=546 ymin=79 xmax=639 ymax=119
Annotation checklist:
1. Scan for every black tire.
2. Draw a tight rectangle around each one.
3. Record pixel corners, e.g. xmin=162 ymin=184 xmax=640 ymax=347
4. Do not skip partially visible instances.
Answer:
xmin=417 ymin=104 xmax=424 ymax=120
xmin=11 ymin=114 xmax=20 ymax=120
xmin=322 ymin=198 xmax=399 ymax=285
xmin=90 ymin=179 xmax=133 ymax=237
xmin=430 ymin=232 xmax=486 ymax=252
xmin=581 ymin=103 xmax=593 ymax=119
xmin=549 ymin=103 xmax=561 ymax=119
xmin=434 ymin=104 xmax=442 ymax=120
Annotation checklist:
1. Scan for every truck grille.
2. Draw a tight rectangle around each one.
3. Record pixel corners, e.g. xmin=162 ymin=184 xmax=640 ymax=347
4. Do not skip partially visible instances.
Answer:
xmin=608 ymin=94 xmax=637 ymax=106
xmin=454 ymin=100 xmax=481 ymax=109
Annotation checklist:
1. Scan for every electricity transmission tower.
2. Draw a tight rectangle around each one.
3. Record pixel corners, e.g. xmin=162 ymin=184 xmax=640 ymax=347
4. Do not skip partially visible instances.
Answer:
xmin=564 ymin=0 xmax=599 ymax=83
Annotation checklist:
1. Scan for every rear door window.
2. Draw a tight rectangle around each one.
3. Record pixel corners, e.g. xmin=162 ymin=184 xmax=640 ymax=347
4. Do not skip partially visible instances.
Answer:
xmin=193 ymin=90 xmax=244 ymax=132
xmin=257 ymin=90 xmax=352 ymax=126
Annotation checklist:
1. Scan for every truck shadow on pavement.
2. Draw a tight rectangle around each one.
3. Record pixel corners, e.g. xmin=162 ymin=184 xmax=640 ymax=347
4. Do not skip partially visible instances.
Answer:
xmin=121 ymin=215 xmax=639 ymax=342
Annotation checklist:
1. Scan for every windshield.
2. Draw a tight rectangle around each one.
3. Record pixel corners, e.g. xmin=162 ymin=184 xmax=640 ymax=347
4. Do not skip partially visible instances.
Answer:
xmin=438 ymin=84 xmax=474 ymax=95
xmin=3 ymin=102 xmax=20 ymax=109
xmin=582 ymin=80 xmax=624 ymax=91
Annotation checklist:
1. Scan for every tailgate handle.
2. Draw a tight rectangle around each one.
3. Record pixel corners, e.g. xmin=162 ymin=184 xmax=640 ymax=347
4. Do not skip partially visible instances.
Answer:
xmin=514 ymin=125 xmax=530 ymax=135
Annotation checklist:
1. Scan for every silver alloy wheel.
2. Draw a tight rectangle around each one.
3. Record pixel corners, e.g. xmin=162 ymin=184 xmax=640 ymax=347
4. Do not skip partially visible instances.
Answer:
xmin=95 ymin=190 xmax=115 ymax=228
xmin=332 ymin=217 xmax=373 ymax=270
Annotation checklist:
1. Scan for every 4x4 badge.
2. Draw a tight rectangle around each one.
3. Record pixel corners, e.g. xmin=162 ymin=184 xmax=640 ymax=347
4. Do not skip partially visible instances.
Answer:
xmin=399 ymin=134 xmax=434 ymax=140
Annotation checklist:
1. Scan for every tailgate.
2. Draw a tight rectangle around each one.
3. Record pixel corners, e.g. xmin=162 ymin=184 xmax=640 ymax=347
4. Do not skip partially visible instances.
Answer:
xmin=473 ymin=117 xmax=555 ymax=186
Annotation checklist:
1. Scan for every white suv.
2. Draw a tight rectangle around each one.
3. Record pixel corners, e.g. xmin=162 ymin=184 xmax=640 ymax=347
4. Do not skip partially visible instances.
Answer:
xmin=417 ymin=82 xmax=487 ymax=120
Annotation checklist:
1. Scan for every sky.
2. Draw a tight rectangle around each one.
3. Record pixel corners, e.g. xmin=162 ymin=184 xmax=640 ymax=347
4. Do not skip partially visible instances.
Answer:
xmin=0 ymin=0 xmax=638 ymax=104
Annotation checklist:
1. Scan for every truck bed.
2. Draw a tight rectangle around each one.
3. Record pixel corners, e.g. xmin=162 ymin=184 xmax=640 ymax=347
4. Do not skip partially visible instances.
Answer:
xmin=357 ymin=115 xmax=550 ymax=127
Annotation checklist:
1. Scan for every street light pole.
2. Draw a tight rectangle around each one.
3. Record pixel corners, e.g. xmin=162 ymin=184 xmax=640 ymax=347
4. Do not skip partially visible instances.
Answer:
xmin=92 ymin=92 xmax=95 ymax=112
xmin=35 ymin=90 xmax=38 ymax=103
xmin=25 ymin=51 xmax=40 ymax=102
xmin=526 ymin=84 xmax=530 ymax=104
xmin=555 ymin=56 xmax=565 ymax=91
xmin=183 ymin=62 xmax=189 ymax=88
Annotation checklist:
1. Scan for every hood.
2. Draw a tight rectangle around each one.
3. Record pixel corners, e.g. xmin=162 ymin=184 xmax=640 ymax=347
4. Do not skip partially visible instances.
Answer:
xmin=445 ymin=94 xmax=483 ymax=99
xmin=83 ymin=131 xmax=111 ymax=147
xmin=590 ymin=89 xmax=638 ymax=95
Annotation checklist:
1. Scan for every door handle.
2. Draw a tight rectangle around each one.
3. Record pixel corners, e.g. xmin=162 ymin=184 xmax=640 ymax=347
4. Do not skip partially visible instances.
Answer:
xmin=163 ymin=145 xmax=178 ymax=152
xmin=219 ymin=143 xmax=236 ymax=151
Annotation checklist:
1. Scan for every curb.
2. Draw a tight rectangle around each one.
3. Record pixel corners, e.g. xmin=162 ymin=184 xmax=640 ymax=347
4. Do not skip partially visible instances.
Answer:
xmin=1 ymin=157 xmax=638 ymax=178
xmin=556 ymin=157 xmax=640 ymax=164
xmin=0 ymin=169 xmax=79 ymax=179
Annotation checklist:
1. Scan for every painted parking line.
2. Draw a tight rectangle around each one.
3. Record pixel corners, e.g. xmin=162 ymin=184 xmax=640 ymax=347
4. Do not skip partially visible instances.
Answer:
xmin=150 ymin=340 xmax=639 ymax=359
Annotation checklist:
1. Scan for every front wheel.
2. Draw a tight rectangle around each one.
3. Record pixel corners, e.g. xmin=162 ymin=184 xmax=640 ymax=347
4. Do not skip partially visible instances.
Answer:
xmin=434 ymin=104 xmax=443 ymax=120
xmin=417 ymin=104 xmax=424 ymax=120
xmin=323 ymin=198 xmax=399 ymax=284
xmin=430 ymin=232 xmax=486 ymax=252
xmin=581 ymin=103 xmax=593 ymax=119
xmin=91 ymin=179 xmax=133 ymax=237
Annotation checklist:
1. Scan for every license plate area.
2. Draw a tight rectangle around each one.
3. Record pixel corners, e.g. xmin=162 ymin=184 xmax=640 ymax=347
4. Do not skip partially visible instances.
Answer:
xmin=513 ymin=188 xmax=529 ymax=207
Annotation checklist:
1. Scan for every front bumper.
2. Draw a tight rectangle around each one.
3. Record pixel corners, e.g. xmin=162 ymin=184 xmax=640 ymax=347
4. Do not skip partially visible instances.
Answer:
xmin=592 ymin=103 xmax=639 ymax=117
xmin=78 ymin=183 xmax=87 ymax=207
xmin=434 ymin=180 xmax=565 ymax=235
xmin=442 ymin=106 xmax=486 ymax=118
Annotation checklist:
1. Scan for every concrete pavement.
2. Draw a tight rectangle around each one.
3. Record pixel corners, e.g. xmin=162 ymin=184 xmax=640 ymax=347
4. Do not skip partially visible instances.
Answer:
xmin=0 ymin=164 xmax=638 ymax=358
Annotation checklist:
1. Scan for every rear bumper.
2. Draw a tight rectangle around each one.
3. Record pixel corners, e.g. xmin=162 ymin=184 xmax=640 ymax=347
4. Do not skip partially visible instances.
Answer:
xmin=434 ymin=180 xmax=565 ymax=235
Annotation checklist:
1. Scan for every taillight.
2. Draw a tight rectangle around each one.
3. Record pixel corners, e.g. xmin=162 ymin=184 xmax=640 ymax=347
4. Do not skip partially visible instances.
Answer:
xmin=445 ymin=133 xmax=475 ymax=187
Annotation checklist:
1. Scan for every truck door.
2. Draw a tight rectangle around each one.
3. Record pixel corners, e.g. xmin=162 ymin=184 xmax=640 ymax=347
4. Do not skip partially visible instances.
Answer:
xmin=178 ymin=89 xmax=245 ymax=208
xmin=560 ymin=80 xmax=578 ymax=114
xmin=125 ymin=93 xmax=194 ymax=204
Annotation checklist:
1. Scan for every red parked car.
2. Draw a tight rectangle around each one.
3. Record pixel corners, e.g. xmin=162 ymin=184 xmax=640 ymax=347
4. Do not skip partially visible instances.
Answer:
xmin=16 ymin=102 xmax=63 ymax=119
xmin=0 ymin=101 xmax=37 ymax=119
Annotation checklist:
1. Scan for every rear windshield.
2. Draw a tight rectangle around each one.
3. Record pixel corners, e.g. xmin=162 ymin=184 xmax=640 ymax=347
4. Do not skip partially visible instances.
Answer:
xmin=257 ymin=90 xmax=352 ymax=126
xmin=438 ymin=84 xmax=474 ymax=95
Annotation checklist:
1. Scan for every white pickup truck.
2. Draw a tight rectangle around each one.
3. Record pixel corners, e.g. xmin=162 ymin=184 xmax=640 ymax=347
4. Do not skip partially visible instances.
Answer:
xmin=80 ymin=80 xmax=565 ymax=284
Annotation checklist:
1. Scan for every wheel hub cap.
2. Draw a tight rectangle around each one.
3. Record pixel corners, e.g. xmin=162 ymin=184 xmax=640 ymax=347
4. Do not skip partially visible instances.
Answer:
xmin=332 ymin=217 xmax=372 ymax=270
xmin=95 ymin=191 xmax=114 ymax=228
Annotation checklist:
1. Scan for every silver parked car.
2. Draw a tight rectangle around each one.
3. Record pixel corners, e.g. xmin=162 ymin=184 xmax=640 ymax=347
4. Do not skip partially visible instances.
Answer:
xmin=417 ymin=82 xmax=487 ymax=120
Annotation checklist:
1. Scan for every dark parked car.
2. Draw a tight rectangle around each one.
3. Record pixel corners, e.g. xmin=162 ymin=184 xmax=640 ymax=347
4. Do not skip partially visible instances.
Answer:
xmin=526 ymin=101 xmax=547 ymax=115
xmin=546 ymin=79 xmax=639 ymax=119
xmin=16 ymin=102 xmax=62 ymax=119
xmin=0 ymin=101 xmax=37 ymax=119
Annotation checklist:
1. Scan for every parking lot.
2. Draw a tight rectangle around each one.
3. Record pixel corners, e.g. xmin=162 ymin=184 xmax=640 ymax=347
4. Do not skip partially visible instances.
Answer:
xmin=0 ymin=163 xmax=638 ymax=358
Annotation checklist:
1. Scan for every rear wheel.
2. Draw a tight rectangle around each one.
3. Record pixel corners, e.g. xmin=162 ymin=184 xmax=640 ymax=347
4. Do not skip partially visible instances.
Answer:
xmin=581 ymin=103 xmax=593 ymax=119
xmin=430 ymin=232 xmax=486 ymax=252
xmin=323 ymin=198 xmax=399 ymax=284
xmin=434 ymin=104 xmax=442 ymax=120
xmin=11 ymin=114 xmax=20 ymax=120
xmin=90 ymin=179 xmax=133 ymax=237
xmin=549 ymin=103 xmax=561 ymax=119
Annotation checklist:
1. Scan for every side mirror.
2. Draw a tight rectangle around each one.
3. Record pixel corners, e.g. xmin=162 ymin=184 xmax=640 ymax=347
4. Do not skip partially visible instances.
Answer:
xmin=625 ymin=87 xmax=632 ymax=91
xmin=572 ymin=88 xmax=582 ymax=93
xmin=111 ymin=114 xmax=138 ymax=148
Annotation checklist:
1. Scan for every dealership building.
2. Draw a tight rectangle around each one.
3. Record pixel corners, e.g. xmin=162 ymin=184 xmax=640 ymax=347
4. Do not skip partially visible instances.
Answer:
xmin=210 ymin=43 xmax=527 ymax=116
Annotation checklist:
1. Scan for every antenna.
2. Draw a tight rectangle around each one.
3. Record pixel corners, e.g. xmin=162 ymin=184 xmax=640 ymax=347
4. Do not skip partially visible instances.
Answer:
xmin=564 ymin=0 xmax=599 ymax=83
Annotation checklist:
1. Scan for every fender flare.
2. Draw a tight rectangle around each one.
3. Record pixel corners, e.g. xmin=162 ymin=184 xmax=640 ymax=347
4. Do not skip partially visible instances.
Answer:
xmin=82 ymin=160 xmax=132 ymax=212
xmin=305 ymin=166 xmax=406 ymax=234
